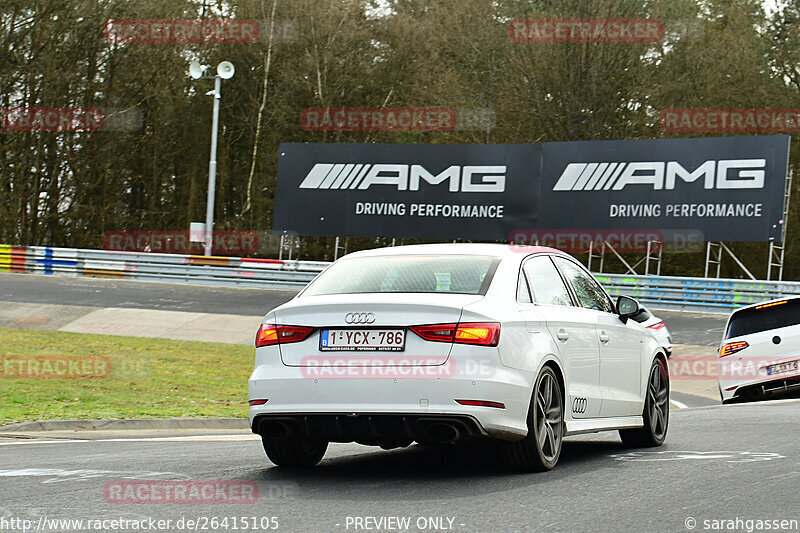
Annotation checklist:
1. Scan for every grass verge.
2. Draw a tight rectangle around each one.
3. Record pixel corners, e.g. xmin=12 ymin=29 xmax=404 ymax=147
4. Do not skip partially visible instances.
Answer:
xmin=0 ymin=327 xmax=253 ymax=425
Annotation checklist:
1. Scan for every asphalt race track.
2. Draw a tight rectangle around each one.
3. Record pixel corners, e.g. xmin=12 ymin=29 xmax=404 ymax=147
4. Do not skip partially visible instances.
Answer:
xmin=3 ymin=273 xmax=798 ymax=533
xmin=1 ymin=401 xmax=798 ymax=533
xmin=0 ymin=273 xmax=727 ymax=345
xmin=0 ymin=272 xmax=297 ymax=317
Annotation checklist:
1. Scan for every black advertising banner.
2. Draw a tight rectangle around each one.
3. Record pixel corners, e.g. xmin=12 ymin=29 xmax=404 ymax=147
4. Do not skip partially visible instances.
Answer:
xmin=538 ymin=135 xmax=790 ymax=244
xmin=273 ymin=143 xmax=538 ymax=240
xmin=272 ymin=135 xmax=790 ymax=243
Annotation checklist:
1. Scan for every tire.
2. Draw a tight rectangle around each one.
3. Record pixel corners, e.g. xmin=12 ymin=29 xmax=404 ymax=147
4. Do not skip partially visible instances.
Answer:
xmin=620 ymin=356 xmax=669 ymax=447
xmin=262 ymin=435 xmax=328 ymax=467
xmin=505 ymin=365 xmax=564 ymax=472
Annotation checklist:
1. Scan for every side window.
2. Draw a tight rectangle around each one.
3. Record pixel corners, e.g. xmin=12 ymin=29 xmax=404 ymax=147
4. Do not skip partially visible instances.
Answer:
xmin=554 ymin=257 xmax=614 ymax=313
xmin=523 ymin=256 xmax=573 ymax=307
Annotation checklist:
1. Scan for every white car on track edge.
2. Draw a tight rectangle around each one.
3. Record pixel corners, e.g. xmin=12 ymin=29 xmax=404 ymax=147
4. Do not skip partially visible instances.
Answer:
xmin=630 ymin=306 xmax=673 ymax=356
xmin=248 ymin=243 xmax=669 ymax=472
xmin=719 ymin=296 xmax=800 ymax=404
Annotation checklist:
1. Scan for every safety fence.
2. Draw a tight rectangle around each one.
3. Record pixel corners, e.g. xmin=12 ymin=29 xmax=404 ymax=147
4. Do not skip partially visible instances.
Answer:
xmin=0 ymin=244 xmax=327 ymax=290
xmin=596 ymin=273 xmax=800 ymax=312
xmin=3 ymin=244 xmax=800 ymax=312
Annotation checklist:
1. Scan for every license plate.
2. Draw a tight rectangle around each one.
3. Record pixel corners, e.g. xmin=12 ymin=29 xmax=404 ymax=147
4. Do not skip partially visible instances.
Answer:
xmin=320 ymin=329 xmax=406 ymax=351
xmin=766 ymin=360 xmax=799 ymax=376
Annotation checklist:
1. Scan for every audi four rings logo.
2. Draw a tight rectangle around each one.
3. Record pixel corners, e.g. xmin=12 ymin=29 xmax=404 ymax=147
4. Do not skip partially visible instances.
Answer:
xmin=572 ymin=397 xmax=587 ymax=414
xmin=345 ymin=313 xmax=376 ymax=324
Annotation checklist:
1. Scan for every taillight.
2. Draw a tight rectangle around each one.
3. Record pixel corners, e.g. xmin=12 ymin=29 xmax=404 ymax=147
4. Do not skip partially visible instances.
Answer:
xmin=755 ymin=300 xmax=787 ymax=310
xmin=255 ymin=324 xmax=315 ymax=347
xmin=249 ymin=399 xmax=268 ymax=406
xmin=646 ymin=321 xmax=665 ymax=330
xmin=720 ymin=340 xmax=749 ymax=358
xmin=455 ymin=323 xmax=501 ymax=346
xmin=410 ymin=322 xmax=500 ymax=347
xmin=409 ymin=323 xmax=457 ymax=343
xmin=256 ymin=324 xmax=278 ymax=346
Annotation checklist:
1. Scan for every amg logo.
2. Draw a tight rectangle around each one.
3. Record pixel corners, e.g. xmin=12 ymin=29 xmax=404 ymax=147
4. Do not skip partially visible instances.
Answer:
xmin=553 ymin=159 xmax=766 ymax=191
xmin=298 ymin=163 xmax=506 ymax=192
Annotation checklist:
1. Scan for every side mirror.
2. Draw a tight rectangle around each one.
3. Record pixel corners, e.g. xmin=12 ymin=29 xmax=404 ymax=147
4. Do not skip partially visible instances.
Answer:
xmin=616 ymin=295 xmax=641 ymax=323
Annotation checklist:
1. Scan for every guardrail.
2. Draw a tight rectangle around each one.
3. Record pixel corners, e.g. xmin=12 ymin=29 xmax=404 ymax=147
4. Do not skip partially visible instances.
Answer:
xmin=595 ymin=273 xmax=800 ymax=313
xmin=3 ymin=244 xmax=800 ymax=312
xmin=0 ymin=244 xmax=328 ymax=290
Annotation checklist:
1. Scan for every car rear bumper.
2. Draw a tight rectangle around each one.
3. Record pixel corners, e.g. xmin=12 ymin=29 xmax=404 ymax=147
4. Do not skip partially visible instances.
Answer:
xmin=248 ymin=363 xmax=535 ymax=442
xmin=719 ymin=356 xmax=800 ymax=402
xmin=721 ymin=375 xmax=800 ymax=403
xmin=252 ymin=413 xmax=488 ymax=446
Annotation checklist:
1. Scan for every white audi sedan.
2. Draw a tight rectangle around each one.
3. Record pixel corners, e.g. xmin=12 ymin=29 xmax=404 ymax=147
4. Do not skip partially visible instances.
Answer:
xmin=248 ymin=243 xmax=668 ymax=472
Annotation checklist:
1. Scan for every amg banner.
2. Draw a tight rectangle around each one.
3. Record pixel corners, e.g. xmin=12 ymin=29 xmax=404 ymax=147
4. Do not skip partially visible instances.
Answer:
xmin=272 ymin=135 xmax=790 ymax=242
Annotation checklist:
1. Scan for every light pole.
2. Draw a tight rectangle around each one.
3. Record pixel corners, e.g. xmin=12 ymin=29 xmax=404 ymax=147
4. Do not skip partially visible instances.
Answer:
xmin=189 ymin=60 xmax=235 ymax=256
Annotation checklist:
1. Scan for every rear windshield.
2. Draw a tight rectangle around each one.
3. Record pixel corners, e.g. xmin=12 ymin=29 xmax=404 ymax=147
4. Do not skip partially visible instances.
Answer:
xmin=726 ymin=299 xmax=800 ymax=339
xmin=301 ymin=255 xmax=501 ymax=296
